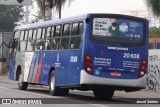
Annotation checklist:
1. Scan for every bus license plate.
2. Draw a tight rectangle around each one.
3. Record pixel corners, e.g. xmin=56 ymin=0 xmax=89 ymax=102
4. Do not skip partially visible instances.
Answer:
xmin=110 ymin=72 xmax=121 ymax=77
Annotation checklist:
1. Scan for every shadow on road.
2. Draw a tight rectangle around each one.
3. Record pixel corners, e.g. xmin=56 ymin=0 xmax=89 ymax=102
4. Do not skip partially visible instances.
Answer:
xmin=24 ymin=88 xmax=138 ymax=104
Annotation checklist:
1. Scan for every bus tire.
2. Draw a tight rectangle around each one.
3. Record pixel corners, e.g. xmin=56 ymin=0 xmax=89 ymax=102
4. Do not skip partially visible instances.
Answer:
xmin=93 ymin=88 xmax=114 ymax=100
xmin=49 ymin=71 xmax=61 ymax=96
xmin=49 ymin=71 xmax=69 ymax=96
xmin=18 ymin=71 xmax=28 ymax=90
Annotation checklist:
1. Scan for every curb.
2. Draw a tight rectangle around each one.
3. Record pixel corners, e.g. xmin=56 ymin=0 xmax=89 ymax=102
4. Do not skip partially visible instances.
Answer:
xmin=0 ymin=76 xmax=17 ymax=84
xmin=0 ymin=80 xmax=17 ymax=85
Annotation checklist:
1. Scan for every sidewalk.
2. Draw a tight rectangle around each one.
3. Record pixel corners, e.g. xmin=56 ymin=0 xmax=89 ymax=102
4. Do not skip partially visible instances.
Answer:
xmin=0 ymin=76 xmax=17 ymax=84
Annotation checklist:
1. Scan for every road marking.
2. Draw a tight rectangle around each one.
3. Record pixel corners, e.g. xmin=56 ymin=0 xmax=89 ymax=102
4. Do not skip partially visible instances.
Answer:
xmin=0 ymin=86 xmax=111 ymax=107
xmin=91 ymin=104 xmax=110 ymax=107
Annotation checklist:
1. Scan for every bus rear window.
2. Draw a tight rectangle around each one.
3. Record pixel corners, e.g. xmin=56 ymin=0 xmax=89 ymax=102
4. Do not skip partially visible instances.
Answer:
xmin=92 ymin=18 xmax=145 ymax=46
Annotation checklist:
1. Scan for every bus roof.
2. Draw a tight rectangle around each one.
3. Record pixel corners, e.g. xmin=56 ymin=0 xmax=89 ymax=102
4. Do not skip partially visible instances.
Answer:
xmin=14 ymin=14 xmax=88 ymax=30
xmin=14 ymin=13 xmax=147 ymax=31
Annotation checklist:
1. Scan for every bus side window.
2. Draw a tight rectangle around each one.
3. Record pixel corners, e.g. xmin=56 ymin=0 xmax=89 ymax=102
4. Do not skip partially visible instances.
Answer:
xmin=26 ymin=29 xmax=35 ymax=51
xmin=35 ymin=27 xmax=45 ymax=51
xmin=60 ymin=24 xmax=70 ymax=50
xmin=45 ymin=39 xmax=51 ymax=50
xmin=14 ymin=30 xmax=20 ymax=38
xmin=37 ymin=28 xmax=42 ymax=39
xmin=32 ymin=29 xmax=37 ymax=39
xmin=46 ymin=26 xmax=52 ymax=38
xmin=55 ymin=25 xmax=61 ymax=37
xmin=78 ymin=22 xmax=83 ymax=35
xmin=51 ymin=38 xmax=60 ymax=50
xmin=24 ymin=30 xmax=28 ymax=40
xmin=19 ymin=41 xmax=27 ymax=51
xmin=70 ymin=22 xmax=83 ymax=49
xmin=63 ymin=24 xmax=70 ymax=36
xmin=51 ymin=26 xmax=55 ymax=37
xmin=19 ymin=30 xmax=27 ymax=51
xmin=71 ymin=23 xmax=78 ymax=35
xmin=70 ymin=36 xmax=81 ymax=49
xmin=28 ymin=29 xmax=33 ymax=40
xmin=45 ymin=27 xmax=52 ymax=50
xmin=36 ymin=39 xmax=45 ymax=51
xmin=42 ymin=28 xmax=46 ymax=39
xmin=50 ymin=25 xmax=61 ymax=50
xmin=20 ymin=30 xmax=24 ymax=40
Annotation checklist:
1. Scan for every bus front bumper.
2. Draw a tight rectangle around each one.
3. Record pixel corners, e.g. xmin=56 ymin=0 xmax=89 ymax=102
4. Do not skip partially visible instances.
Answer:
xmin=80 ymin=70 xmax=146 ymax=88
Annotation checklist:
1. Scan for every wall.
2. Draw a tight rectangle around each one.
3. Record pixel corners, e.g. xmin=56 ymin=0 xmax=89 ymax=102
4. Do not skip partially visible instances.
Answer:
xmin=0 ymin=32 xmax=13 ymax=60
xmin=0 ymin=33 xmax=2 ymax=57
xmin=147 ymin=50 xmax=160 ymax=92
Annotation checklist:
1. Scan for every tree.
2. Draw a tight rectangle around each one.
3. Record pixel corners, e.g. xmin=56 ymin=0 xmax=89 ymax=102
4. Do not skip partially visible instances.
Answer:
xmin=36 ymin=0 xmax=45 ymax=16
xmin=31 ymin=10 xmax=44 ymax=23
xmin=36 ymin=0 xmax=51 ymax=21
xmin=37 ymin=0 xmax=74 ymax=19
xmin=145 ymin=0 xmax=160 ymax=17
xmin=149 ymin=27 xmax=160 ymax=35
xmin=0 ymin=5 xmax=23 ymax=32
xmin=49 ymin=0 xmax=74 ymax=19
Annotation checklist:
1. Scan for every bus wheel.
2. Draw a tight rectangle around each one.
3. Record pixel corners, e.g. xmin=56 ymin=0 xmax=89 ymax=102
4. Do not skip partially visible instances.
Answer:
xmin=49 ymin=71 xmax=69 ymax=96
xmin=93 ymin=88 xmax=114 ymax=100
xmin=18 ymin=71 xmax=28 ymax=90
xmin=49 ymin=72 xmax=61 ymax=96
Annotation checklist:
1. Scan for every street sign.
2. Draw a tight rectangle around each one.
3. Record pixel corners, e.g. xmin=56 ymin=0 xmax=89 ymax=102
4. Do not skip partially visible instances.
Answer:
xmin=0 ymin=0 xmax=31 ymax=5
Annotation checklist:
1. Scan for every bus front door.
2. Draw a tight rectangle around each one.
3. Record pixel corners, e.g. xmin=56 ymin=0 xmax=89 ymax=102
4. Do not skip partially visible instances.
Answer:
xmin=9 ymin=39 xmax=18 ymax=80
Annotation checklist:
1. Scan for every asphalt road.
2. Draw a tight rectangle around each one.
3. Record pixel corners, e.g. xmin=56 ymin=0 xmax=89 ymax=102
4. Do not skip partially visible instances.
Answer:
xmin=0 ymin=82 xmax=160 ymax=107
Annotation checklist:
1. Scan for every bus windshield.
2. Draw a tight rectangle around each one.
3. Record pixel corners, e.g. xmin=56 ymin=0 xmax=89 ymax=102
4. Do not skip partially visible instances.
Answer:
xmin=91 ymin=17 xmax=145 ymax=46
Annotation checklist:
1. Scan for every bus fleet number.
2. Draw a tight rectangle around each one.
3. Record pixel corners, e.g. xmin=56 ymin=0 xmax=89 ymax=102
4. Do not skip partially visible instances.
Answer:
xmin=123 ymin=53 xmax=140 ymax=59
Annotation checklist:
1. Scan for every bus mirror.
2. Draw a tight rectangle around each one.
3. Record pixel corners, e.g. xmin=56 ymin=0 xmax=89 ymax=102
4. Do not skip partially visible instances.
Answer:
xmin=9 ymin=40 xmax=12 ymax=48
xmin=9 ymin=40 xmax=14 ymax=48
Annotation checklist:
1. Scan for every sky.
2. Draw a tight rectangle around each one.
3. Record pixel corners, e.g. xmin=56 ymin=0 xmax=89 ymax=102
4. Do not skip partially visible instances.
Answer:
xmin=60 ymin=0 xmax=146 ymax=18
xmin=27 ymin=0 xmax=147 ymax=22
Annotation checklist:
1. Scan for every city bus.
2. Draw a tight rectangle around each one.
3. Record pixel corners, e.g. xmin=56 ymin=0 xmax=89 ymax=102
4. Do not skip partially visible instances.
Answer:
xmin=9 ymin=14 xmax=148 ymax=99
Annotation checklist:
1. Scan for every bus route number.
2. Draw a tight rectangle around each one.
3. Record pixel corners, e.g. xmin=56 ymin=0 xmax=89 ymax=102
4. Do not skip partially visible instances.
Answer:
xmin=123 ymin=53 xmax=140 ymax=59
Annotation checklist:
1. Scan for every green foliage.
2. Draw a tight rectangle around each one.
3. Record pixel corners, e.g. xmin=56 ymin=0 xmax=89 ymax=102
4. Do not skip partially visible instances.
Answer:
xmin=0 ymin=5 xmax=23 ymax=32
xmin=51 ymin=0 xmax=74 ymax=18
xmin=149 ymin=27 xmax=160 ymax=37
xmin=149 ymin=27 xmax=160 ymax=34
xmin=31 ymin=10 xmax=44 ymax=23
xmin=37 ymin=0 xmax=74 ymax=19
xmin=0 ymin=61 xmax=9 ymax=75
xmin=47 ymin=0 xmax=54 ymax=8
xmin=145 ymin=0 xmax=160 ymax=17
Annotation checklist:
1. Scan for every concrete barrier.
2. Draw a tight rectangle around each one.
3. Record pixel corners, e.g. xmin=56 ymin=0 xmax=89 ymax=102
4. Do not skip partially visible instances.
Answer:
xmin=147 ymin=49 xmax=160 ymax=92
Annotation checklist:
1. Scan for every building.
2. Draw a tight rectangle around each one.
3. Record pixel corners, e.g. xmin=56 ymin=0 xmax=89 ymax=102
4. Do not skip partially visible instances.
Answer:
xmin=120 ymin=8 xmax=160 ymax=28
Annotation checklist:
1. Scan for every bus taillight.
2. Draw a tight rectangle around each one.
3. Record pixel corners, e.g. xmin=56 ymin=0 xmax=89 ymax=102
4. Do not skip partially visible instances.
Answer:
xmin=138 ymin=59 xmax=147 ymax=78
xmin=84 ymin=54 xmax=93 ymax=75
